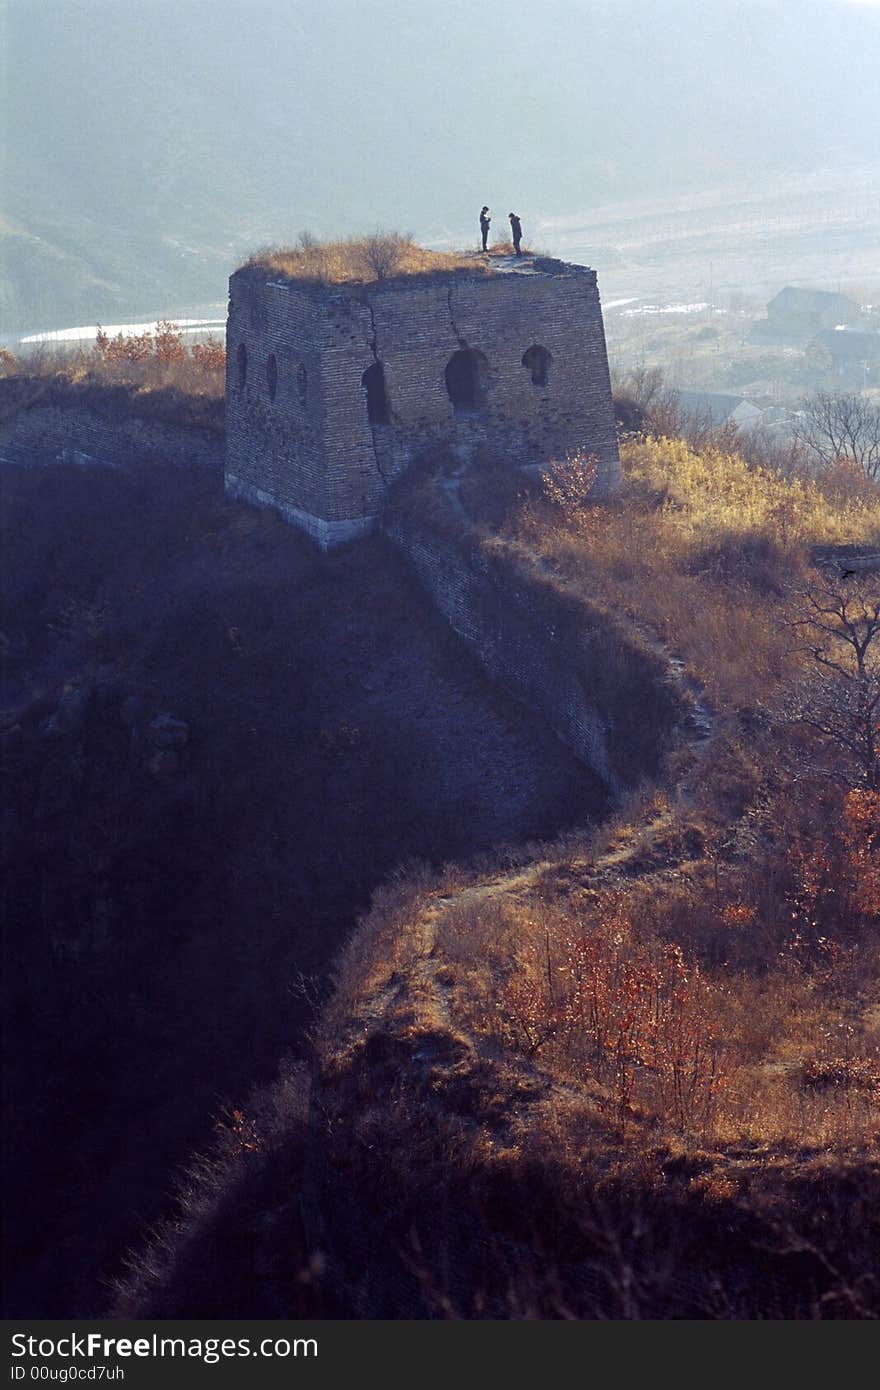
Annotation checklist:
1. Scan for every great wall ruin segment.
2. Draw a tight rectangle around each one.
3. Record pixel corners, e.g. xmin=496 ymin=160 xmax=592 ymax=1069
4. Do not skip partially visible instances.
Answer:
xmin=224 ymin=256 xmax=620 ymax=548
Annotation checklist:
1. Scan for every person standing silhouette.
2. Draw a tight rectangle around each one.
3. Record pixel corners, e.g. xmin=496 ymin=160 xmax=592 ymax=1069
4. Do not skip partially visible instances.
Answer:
xmin=479 ymin=206 xmax=491 ymax=253
xmin=509 ymin=212 xmax=523 ymax=256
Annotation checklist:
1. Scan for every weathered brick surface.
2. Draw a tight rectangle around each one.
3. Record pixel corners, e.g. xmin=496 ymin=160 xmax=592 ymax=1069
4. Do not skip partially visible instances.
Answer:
xmin=381 ymin=458 xmax=685 ymax=791
xmin=385 ymin=513 xmax=622 ymax=792
xmin=225 ymin=259 xmax=620 ymax=545
xmin=1 ymin=405 xmax=222 ymax=475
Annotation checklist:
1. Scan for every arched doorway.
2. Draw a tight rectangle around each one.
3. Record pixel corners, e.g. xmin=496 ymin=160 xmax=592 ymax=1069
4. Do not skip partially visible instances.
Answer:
xmin=522 ymin=344 xmax=551 ymax=387
xmin=362 ymin=360 xmax=390 ymax=425
xmin=445 ymin=347 xmax=489 ymax=418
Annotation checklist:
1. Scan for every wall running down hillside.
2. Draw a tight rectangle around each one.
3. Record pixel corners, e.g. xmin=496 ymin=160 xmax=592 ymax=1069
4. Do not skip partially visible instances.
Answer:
xmin=385 ymin=472 xmax=685 ymax=795
xmin=304 ymin=478 xmax=694 ymax=1313
xmin=3 ymin=397 xmax=683 ymax=796
xmin=1 ymin=405 xmax=223 ymax=476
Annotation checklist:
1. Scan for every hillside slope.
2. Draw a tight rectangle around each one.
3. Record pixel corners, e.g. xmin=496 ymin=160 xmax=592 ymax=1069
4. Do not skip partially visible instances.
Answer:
xmin=0 ymin=446 xmax=607 ymax=1315
xmin=114 ymin=438 xmax=880 ymax=1319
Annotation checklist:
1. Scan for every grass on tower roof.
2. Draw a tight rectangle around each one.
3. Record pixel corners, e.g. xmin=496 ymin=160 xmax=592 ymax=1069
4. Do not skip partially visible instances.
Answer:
xmin=241 ymin=233 xmax=497 ymax=285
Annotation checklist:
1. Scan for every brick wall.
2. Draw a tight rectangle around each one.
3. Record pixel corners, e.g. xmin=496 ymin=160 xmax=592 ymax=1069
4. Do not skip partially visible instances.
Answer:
xmin=5 ymin=395 xmax=677 ymax=796
xmin=384 ymin=483 xmax=683 ymax=794
xmin=1 ymin=405 xmax=223 ymax=476
xmin=385 ymin=516 xmax=619 ymax=792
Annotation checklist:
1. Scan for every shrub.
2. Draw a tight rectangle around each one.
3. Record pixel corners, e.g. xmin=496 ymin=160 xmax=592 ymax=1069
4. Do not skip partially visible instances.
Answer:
xmin=2 ymin=323 xmax=227 ymax=432
xmin=802 ymin=1055 xmax=880 ymax=1094
xmin=496 ymin=901 xmax=727 ymax=1131
xmin=191 ymin=338 xmax=226 ymax=371
xmin=542 ymin=451 xmax=599 ymax=521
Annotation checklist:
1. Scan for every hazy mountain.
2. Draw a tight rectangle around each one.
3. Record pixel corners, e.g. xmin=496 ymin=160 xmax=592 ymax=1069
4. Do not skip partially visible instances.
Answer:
xmin=2 ymin=0 xmax=878 ymax=332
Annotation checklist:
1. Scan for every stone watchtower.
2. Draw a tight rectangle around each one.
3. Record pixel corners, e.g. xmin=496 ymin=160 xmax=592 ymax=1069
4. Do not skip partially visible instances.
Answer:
xmin=225 ymin=254 xmax=620 ymax=547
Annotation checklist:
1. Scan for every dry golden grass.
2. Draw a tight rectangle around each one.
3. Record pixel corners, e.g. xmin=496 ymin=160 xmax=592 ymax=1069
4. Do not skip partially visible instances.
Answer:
xmin=305 ymin=436 xmax=880 ymax=1315
xmin=318 ymin=860 xmax=879 ymax=1176
xmin=316 ymin=858 xmax=483 ymax=1056
xmin=509 ymin=436 xmax=880 ymax=712
xmin=488 ymin=240 xmax=535 ymax=257
xmin=625 ymin=436 xmax=880 ymax=548
xmin=244 ymin=233 xmax=488 ymax=285
xmin=430 ymin=871 xmax=880 ymax=1152
xmin=320 ymin=435 xmax=880 ymax=1161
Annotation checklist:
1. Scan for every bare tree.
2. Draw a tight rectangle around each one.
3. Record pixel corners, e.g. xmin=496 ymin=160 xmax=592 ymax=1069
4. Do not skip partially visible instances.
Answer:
xmin=611 ymin=365 xmax=666 ymax=417
xmin=610 ymin=366 xmax=690 ymax=438
xmin=735 ymin=423 xmax=806 ymax=477
xmin=610 ymin=367 xmax=733 ymax=447
xmin=791 ymin=392 xmax=880 ymax=480
xmin=787 ymin=571 xmax=880 ymax=789
xmin=357 ymin=231 xmax=410 ymax=281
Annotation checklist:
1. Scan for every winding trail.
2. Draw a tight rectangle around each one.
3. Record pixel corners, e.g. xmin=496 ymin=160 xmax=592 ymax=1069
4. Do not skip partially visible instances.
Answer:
xmin=344 ymin=493 xmax=721 ymax=1047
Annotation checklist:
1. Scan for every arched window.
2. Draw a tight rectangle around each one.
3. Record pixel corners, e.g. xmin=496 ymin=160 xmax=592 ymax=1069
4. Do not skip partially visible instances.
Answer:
xmin=266 ymin=352 xmax=278 ymax=401
xmin=362 ymin=360 xmax=390 ymax=425
xmin=295 ymin=362 xmax=308 ymax=407
xmin=445 ymin=347 xmax=489 ymax=418
xmin=237 ymin=342 xmax=247 ymax=389
xmin=522 ymin=344 xmax=551 ymax=387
